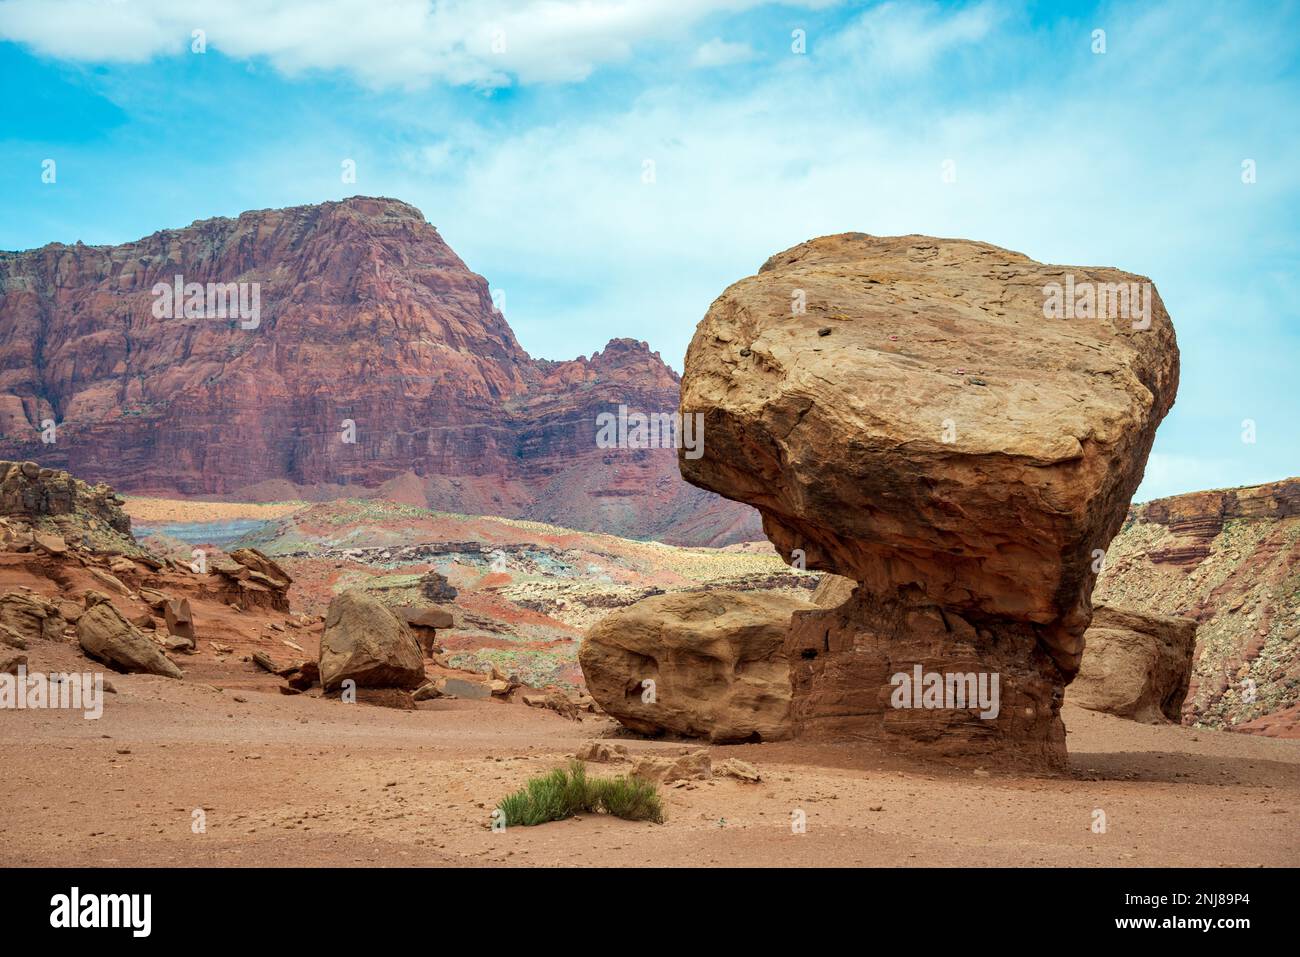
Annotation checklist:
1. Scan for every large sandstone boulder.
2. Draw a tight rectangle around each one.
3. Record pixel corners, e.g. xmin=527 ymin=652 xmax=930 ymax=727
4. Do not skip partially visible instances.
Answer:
xmin=580 ymin=590 xmax=813 ymax=743
xmin=77 ymin=594 xmax=183 ymax=678
xmin=318 ymin=590 xmax=425 ymax=691
xmin=680 ymin=234 xmax=1179 ymax=767
xmin=1069 ymin=604 xmax=1196 ymax=723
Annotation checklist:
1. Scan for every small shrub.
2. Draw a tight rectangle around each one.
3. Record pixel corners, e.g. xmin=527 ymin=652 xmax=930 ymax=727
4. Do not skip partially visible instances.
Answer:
xmin=495 ymin=761 xmax=664 ymax=827
xmin=591 ymin=774 xmax=665 ymax=824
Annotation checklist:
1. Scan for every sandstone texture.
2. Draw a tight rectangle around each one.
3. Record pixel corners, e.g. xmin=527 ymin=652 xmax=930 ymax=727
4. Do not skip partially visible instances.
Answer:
xmin=0 ymin=460 xmax=139 ymax=554
xmin=580 ymin=590 xmax=812 ymax=743
xmin=0 ymin=590 xmax=65 ymax=645
xmin=680 ymin=234 xmax=1179 ymax=766
xmin=211 ymin=548 xmax=292 ymax=612
xmin=0 ymin=198 xmax=759 ymax=546
xmin=1068 ymin=604 xmax=1196 ymax=723
xmin=318 ymin=589 xmax=425 ymax=691
xmin=77 ymin=593 xmax=183 ymax=678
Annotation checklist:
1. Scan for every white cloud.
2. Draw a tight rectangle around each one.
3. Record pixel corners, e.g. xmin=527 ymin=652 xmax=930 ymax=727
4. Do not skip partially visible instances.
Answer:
xmin=823 ymin=0 xmax=999 ymax=73
xmin=0 ymin=0 xmax=802 ymax=88
xmin=692 ymin=37 xmax=755 ymax=67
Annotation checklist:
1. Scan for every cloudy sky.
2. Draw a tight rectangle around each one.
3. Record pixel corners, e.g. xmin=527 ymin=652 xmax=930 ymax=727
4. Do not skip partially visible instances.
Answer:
xmin=1 ymin=0 xmax=1297 ymax=501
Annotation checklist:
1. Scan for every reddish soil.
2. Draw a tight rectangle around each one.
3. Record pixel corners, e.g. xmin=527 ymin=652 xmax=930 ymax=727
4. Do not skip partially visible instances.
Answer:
xmin=3 ymin=636 xmax=1296 ymax=867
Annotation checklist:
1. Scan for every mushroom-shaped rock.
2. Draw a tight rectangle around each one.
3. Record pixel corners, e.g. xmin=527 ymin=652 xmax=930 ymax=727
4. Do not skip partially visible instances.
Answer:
xmin=318 ymin=590 xmax=425 ymax=691
xmin=580 ymin=590 xmax=813 ymax=743
xmin=77 ymin=600 xmax=183 ymax=678
xmin=679 ymin=234 xmax=1179 ymax=767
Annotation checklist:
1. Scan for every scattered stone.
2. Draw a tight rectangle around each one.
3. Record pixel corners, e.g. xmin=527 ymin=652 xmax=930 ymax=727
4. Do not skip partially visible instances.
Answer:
xmin=412 ymin=682 xmax=443 ymax=701
xmin=522 ymin=691 xmax=580 ymax=720
xmin=163 ymin=635 xmax=195 ymax=654
xmin=575 ymin=741 xmax=629 ymax=763
xmin=633 ymin=750 xmax=712 ymax=784
xmin=251 ymin=651 xmax=285 ymax=674
xmin=286 ymin=661 xmax=319 ymax=692
xmin=88 ymin=568 xmax=130 ymax=596
xmin=714 ymin=758 xmax=762 ymax=783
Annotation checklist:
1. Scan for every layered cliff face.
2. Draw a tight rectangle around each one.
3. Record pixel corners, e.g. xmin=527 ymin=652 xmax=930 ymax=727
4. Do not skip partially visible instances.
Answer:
xmin=1095 ymin=478 xmax=1300 ymax=735
xmin=0 ymin=197 xmax=760 ymax=546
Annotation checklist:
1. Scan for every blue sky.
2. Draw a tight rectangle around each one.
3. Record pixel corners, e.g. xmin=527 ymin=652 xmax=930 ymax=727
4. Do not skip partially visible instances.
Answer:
xmin=1 ymin=0 xmax=1297 ymax=501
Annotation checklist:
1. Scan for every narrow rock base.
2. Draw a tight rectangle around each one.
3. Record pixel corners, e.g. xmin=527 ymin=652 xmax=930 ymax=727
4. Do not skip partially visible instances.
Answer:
xmin=785 ymin=590 xmax=1069 ymax=770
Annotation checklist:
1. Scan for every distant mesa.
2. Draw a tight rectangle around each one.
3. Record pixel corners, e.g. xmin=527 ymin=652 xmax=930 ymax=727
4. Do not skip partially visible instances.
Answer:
xmin=0 ymin=197 xmax=759 ymax=547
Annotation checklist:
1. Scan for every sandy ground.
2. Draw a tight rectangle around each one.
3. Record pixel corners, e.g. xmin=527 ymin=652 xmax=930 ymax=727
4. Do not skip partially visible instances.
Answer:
xmin=122 ymin=497 xmax=306 ymax=524
xmin=2 ymin=643 xmax=1297 ymax=868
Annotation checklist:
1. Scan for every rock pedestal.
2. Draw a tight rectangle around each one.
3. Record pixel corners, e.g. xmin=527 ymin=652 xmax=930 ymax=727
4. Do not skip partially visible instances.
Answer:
xmin=785 ymin=586 xmax=1066 ymax=765
xmin=679 ymin=233 xmax=1180 ymax=768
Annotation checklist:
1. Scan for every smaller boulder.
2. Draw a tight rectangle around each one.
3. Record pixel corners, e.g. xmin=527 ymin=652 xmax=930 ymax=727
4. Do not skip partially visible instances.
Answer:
xmin=436 ymin=676 xmax=492 ymax=699
xmin=576 ymin=741 xmax=629 ymax=763
xmin=419 ymin=569 xmax=458 ymax=603
xmin=633 ymin=750 xmax=711 ymax=784
xmin=318 ymin=590 xmax=425 ymax=691
xmin=77 ymin=601 xmax=183 ymax=679
xmin=1069 ymin=604 xmax=1197 ymax=723
xmin=163 ymin=598 xmax=196 ymax=642
xmin=33 ymin=530 xmax=68 ymax=555
xmin=715 ymin=758 xmax=762 ymax=783
xmin=0 ymin=591 xmax=65 ymax=644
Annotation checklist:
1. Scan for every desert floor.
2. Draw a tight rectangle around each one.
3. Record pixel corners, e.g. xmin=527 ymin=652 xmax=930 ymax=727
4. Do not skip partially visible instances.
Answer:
xmin=3 ymin=642 xmax=1297 ymax=868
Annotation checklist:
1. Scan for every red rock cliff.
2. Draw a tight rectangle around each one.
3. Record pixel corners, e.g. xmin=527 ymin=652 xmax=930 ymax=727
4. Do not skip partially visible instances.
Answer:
xmin=0 ymin=197 xmax=760 ymax=545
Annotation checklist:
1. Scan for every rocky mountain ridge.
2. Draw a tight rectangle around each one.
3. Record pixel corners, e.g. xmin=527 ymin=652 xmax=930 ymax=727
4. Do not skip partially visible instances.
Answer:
xmin=0 ymin=197 xmax=760 ymax=546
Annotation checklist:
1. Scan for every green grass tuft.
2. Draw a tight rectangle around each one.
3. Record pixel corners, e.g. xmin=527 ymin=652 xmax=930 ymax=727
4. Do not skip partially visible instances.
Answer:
xmin=495 ymin=760 xmax=664 ymax=827
xmin=589 ymin=774 xmax=665 ymax=824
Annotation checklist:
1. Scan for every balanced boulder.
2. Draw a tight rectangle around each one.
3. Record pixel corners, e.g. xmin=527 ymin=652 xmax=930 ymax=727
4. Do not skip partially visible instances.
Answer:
xmin=318 ymin=590 xmax=425 ymax=691
xmin=580 ymin=590 xmax=813 ymax=743
xmin=679 ymin=234 xmax=1179 ymax=767
xmin=1069 ymin=604 xmax=1196 ymax=723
